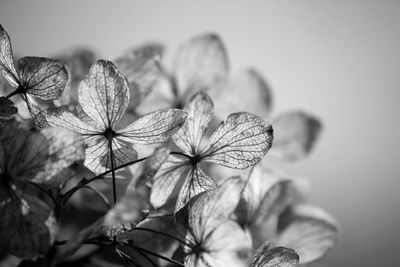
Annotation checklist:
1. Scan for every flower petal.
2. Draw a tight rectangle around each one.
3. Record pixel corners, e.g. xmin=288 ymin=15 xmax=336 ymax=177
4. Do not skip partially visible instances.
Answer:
xmin=115 ymin=43 xmax=163 ymax=109
xmin=202 ymin=112 xmax=273 ymax=169
xmin=212 ymin=69 xmax=273 ymax=120
xmin=172 ymin=33 xmax=229 ymax=99
xmin=249 ymin=243 xmax=299 ymax=267
xmin=118 ymin=108 xmax=187 ymax=144
xmin=17 ymin=57 xmax=68 ymax=100
xmin=150 ymin=155 xmax=189 ymax=209
xmin=175 ymin=166 xmax=217 ymax=213
xmin=270 ymin=111 xmax=322 ymax=161
xmin=0 ymin=96 xmax=17 ymax=121
xmin=173 ymin=92 xmax=214 ymax=155
xmin=78 ymin=60 xmax=130 ymax=128
xmin=0 ymin=25 xmax=19 ymax=88
xmin=277 ymin=205 xmax=338 ymax=264
xmin=42 ymin=107 xmax=101 ymax=134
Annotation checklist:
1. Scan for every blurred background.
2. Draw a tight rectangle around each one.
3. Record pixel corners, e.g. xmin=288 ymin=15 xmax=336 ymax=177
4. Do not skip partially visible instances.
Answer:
xmin=1 ymin=1 xmax=399 ymax=266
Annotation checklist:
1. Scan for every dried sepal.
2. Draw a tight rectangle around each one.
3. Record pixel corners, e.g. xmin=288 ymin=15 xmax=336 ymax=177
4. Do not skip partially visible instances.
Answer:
xmin=249 ymin=243 xmax=299 ymax=267
xmin=172 ymin=33 xmax=229 ymax=99
xmin=202 ymin=112 xmax=274 ymax=169
xmin=18 ymin=57 xmax=68 ymax=100
xmin=277 ymin=205 xmax=338 ymax=264
xmin=0 ymin=96 xmax=17 ymax=121
xmin=270 ymin=111 xmax=322 ymax=161
xmin=0 ymin=24 xmax=19 ymax=88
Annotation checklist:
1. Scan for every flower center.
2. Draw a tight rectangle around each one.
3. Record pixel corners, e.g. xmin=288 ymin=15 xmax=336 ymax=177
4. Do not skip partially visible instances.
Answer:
xmin=103 ymin=128 xmax=117 ymax=140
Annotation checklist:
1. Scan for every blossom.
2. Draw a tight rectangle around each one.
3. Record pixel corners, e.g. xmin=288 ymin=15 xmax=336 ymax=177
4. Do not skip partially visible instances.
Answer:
xmin=43 ymin=59 xmax=187 ymax=175
xmin=236 ymin=165 xmax=338 ymax=265
xmin=0 ymin=120 xmax=84 ymax=259
xmin=150 ymin=92 xmax=273 ymax=212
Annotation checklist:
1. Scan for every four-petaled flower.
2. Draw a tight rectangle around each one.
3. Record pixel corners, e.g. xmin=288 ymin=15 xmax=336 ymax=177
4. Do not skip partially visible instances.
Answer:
xmin=150 ymin=92 xmax=273 ymax=212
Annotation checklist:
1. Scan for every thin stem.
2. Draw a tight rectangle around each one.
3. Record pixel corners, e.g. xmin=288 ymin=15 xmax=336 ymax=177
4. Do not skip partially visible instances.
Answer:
xmin=28 ymin=182 xmax=57 ymax=205
xmin=170 ymin=151 xmax=192 ymax=159
xmin=115 ymin=247 xmax=134 ymax=267
xmin=133 ymin=227 xmax=187 ymax=246
xmin=5 ymin=88 xmax=21 ymax=99
xmin=79 ymin=185 xmax=111 ymax=209
xmin=108 ymin=137 xmax=117 ymax=205
xmin=123 ymin=242 xmax=184 ymax=267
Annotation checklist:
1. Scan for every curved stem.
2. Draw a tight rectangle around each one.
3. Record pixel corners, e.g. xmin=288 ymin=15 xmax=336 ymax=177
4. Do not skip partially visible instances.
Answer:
xmin=108 ymin=137 xmax=117 ymax=205
xmin=133 ymin=227 xmax=188 ymax=246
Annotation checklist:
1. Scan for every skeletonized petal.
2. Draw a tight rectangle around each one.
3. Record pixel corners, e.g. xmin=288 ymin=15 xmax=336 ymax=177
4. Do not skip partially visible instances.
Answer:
xmin=0 ymin=96 xmax=17 ymax=121
xmin=172 ymin=33 xmax=229 ymax=99
xmin=173 ymin=92 xmax=214 ymax=155
xmin=42 ymin=107 xmax=101 ymax=134
xmin=0 ymin=25 xmax=19 ymax=88
xmin=18 ymin=57 xmax=68 ymax=100
xmin=249 ymin=243 xmax=299 ymax=267
xmin=175 ymin=166 xmax=217 ymax=213
xmin=118 ymin=108 xmax=187 ymax=144
xmin=202 ymin=112 xmax=273 ymax=169
xmin=115 ymin=43 xmax=163 ymax=109
xmin=212 ymin=69 xmax=273 ymax=120
xmin=277 ymin=205 xmax=338 ymax=264
xmin=150 ymin=155 xmax=189 ymax=209
xmin=78 ymin=60 xmax=130 ymax=128
xmin=270 ymin=111 xmax=322 ymax=161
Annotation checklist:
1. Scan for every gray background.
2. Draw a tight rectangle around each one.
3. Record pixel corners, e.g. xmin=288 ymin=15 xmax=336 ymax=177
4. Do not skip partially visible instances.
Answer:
xmin=1 ymin=1 xmax=399 ymax=266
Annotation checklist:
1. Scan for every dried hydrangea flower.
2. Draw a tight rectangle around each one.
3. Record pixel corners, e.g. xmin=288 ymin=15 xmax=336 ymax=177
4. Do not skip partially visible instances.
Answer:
xmin=236 ymin=165 xmax=338 ymax=265
xmin=150 ymin=92 xmax=273 ymax=212
xmin=249 ymin=243 xmax=299 ymax=267
xmin=0 ymin=120 xmax=84 ymax=259
xmin=0 ymin=25 xmax=68 ymax=120
xmin=178 ymin=177 xmax=252 ymax=267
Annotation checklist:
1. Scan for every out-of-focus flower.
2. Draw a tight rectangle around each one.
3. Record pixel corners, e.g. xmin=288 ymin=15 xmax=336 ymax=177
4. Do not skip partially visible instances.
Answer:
xmin=150 ymin=92 xmax=273 ymax=212
xmin=236 ymin=165 xmax=338 ymax=265
xmin=43 ymin=60 xmax=187 ymax=174
xmin=0 ymin=120 xmax=84 ymax=259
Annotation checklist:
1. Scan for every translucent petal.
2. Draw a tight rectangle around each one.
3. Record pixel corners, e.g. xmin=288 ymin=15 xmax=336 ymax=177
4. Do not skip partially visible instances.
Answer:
xmin=42 ymin=107 xmax=101 ymax=134
xmin=0 ymin=96 xmax=17 ymax=121
xmin=212 ymin=69 xmax=273 ymax=120
xmin=277 ymin=205 xmax=338 ymax=264
xmin=150 ymin=155 xmax=188 ymax=209
xmin=115 ymin=43 xmax=163 ymax=109
xmin=172 ymin=33 xmax=229 ymax=99
xmin=202 ymin=112 xmax=273 ymax=169
xmin=18 ymin=57 xmax=68 ymax=100
xmin=270 ymin=111 xmax=322 ymax=161
xmin=78 ymin=60 xmax=130 ymax=128
xmin=118 ymin=108 xmax=187 ymax=144
xmin=0 ymin=25 xmax=19 ymax=88
xmin=173 ymin=92 xmax=214 ymax=155
xmin=249 ymin=243 xmax=299 ymax=267
xmin=175 ymin=166 xmax=217 ymax=213
xmin=0 ymin=187 xmax=57 ymax=260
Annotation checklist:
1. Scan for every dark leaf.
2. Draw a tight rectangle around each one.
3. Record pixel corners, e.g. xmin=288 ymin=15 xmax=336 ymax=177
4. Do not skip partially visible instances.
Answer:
xmin=0 ymin=96 xmax=17 ymax=121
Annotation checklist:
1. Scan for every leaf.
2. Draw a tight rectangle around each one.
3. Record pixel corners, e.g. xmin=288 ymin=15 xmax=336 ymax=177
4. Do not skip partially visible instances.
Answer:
xmin=78 ymin=60 xmax=130 ymax=128
xmin=249 ymin=243 xmax=299 ymax=267
xmin=150 ymin=155 xmax=189 ymax=208
xmin=118 ymin=108 xmax=187 ymax=144
xmin=0 ymin=96 xmax=18 ymax=121
xmin=18 ymin=57 xmax=68 ymax=100
xmin=173 ymin=92 xmax=214 ymax=155
xmin=172 ymin=33 xmax=229 ymax=99
xmin=115 ymin=43 xmax=163 ymax=108
xmin=201 ymin=112 xmax=273 ymax=169
xmin=212 ymin=68 xmax=273 ymax=120
xmin=277 ymin=205 xmax=338 ymax=264
xmin=270 ymin=111 xmax=322 ymax=161
xmin=175 ymin=166 xmax=216 ymax=213
xmin=0 ymin=25 xmax=19 ymax=88
xmin=0 ymin=187 xmax=57 ymax=260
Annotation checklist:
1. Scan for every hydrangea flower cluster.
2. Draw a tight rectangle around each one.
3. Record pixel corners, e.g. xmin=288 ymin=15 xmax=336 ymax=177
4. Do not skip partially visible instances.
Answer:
xmin=0 ymin=25 xmax=337 ymax=267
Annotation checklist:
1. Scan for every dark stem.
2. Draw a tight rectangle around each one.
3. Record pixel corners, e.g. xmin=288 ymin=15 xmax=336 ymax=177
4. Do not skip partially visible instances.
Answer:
xmin=123 ymin=241 xmax=184 ymax=267
xmin=107 ymin=137 xmax=117 ymax=205
xmin=133 ymin=227 xmax=187 ymax=246
xmin=5 ymin=87 xmax=22 ymax=99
